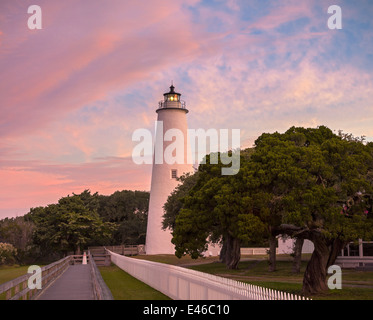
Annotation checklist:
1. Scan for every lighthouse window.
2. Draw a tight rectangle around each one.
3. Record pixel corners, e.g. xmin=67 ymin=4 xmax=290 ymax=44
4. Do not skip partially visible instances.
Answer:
xmin=167 ymin=94 xmax=179 ymax=102
xmin=171 ymin=169 xmax=178 ymax=179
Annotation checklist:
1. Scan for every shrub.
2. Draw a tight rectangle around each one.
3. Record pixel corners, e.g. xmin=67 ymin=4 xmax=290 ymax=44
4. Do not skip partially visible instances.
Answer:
xmin=0 ymin=242 xmax=17 ymax=265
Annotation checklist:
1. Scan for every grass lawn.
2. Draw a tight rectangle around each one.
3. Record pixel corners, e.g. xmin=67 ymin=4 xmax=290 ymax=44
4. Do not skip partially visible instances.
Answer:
xmin=98 ymin=264 xmax=171 ymax=300
xmin=135 ymin=254 xmax=373 ymax=300
xmin=132 ymin=253 xmax=221 ymax=266
xmin=187 ymin=257 xmax=373 ymax=300
xmin=0 ymin=265 xmax=30 ymax=285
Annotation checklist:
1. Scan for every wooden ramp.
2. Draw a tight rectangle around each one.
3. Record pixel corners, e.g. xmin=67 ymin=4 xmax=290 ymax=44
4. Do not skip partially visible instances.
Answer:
xmin=37 ymin=264 xmax=94 ymax=300
xmin=89 ymin=247 xmax=111 ymax=266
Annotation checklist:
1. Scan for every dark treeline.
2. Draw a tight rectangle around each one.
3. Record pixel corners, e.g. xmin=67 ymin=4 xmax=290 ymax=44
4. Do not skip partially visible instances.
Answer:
xmin=0 ymin=189 xmax=149 ymax=264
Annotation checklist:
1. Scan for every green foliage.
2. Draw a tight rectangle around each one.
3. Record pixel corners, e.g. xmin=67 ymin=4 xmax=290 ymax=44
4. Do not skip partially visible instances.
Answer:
xmin=98 ymin=190 xmax=149 ymax=244
xmin=0 ymin=189 xmax=150 ymax=262
xmin=165 ymin=125 xmax=373 ymax=281
xmin=0 ymin=217 xmax=34 ymax=250
xmin=29 ymin=194 xmax=117 ymax=255
xmin=168 ymin=152 xmax=260 ymax=268
xmin=0 ymin=243 xmax=17 ymax=265
xmin=249 ymin=126 xmax=373 ymax=294
xmin=162 ymin=172 xmax=200 ymax=231
xmin=247 ymin=126 xmax=373 ymax=242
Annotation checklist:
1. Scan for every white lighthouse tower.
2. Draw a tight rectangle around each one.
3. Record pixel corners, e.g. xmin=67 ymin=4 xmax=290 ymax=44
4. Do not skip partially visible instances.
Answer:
xmin=145 ymin=84 xmax=194 ymax=255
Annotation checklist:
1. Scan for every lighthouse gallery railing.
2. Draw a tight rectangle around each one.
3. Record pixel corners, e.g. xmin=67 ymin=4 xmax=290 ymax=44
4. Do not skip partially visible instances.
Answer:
xmin=158 ymin=100 xmax=187 ymax=109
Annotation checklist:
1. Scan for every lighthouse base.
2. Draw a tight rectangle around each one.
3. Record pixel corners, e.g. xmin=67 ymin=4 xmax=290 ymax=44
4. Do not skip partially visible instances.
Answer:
xmin=145 ymin=228 xmax=175 ymax=255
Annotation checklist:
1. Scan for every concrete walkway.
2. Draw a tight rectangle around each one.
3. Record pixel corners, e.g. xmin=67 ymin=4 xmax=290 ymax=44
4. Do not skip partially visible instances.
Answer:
xmin=37 ymin=265 xmax=94 ymax=300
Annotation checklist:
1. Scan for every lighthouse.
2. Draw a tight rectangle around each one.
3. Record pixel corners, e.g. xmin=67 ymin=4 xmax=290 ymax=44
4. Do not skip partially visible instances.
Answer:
xmin=145 ymin=85 xmax=194 ymax=255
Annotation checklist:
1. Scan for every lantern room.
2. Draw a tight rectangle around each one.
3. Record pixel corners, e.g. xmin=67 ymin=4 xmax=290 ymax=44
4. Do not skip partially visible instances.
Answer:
xmin=164 ymin=84 xmax=180 ymax=102
xmin=157 ymin=84 xmax=187 ymax=112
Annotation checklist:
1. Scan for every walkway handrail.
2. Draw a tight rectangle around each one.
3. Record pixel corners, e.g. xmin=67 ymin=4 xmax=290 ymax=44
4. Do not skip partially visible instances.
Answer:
xmin=0 ymin=255 xmax=72 ymax=300
xmin=91 ymin=245 xmax=141 ymax=256
xmin=88 ymin=251 xmax=113 ymax=300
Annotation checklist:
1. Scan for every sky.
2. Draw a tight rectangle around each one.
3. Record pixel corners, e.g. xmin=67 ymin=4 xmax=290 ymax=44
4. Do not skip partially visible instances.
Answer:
xmin=1 ymin=0 xmax=372 ymax=219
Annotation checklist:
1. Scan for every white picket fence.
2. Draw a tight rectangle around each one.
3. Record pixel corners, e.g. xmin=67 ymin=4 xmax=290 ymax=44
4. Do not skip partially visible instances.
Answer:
xmin=107 ymin=250 xmax=310 ymax=300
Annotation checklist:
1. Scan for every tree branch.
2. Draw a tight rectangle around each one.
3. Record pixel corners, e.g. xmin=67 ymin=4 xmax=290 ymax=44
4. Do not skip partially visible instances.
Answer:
xmin=278 ymin=224 xmax=321 ymax=240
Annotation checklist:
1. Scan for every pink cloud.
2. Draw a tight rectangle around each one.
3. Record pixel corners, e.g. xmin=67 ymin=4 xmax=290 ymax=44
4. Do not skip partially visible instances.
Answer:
xmin=247 ymin=1 xmax=314 ymax=31
xmin=0 ymin=156 xmax=152 ymax=218
xmin=0 ymin=0 xmax=203 ymax=138
xmin=1 ymin=0 xmax=372 ymax=220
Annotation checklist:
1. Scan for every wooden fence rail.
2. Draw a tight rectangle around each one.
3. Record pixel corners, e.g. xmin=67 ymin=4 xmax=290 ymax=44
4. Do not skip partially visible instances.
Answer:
xmin=0 ymin=253 xmax=113 ymax=300
xmin=0 ymin=256 xmax=72 ymax=300
xmin=89 ymin=245 xmax=144 ymax=256
xmin=88 ymin=251 xmax=113 ymax=300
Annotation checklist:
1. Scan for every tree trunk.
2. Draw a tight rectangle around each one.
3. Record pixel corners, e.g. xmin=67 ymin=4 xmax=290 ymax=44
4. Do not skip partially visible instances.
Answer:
xmin=278 ymin=224 xmax=348 ymax=295
xmin=268 ymin=235 xmax=277 ymax=272
xmin=292 ymin=238 xmax=304 ymax=273
xmin=302 ymin=233 xmax=348 ymax=295
xmin=224 ymin=235 xmax=241 ymax=269
xmin=219 ymin=239 xmax=227 ymax=264
xmin=302 ymin=234 xmax=330 ymax=295
xmin=327 ymin=238 xmax=346 ymax=269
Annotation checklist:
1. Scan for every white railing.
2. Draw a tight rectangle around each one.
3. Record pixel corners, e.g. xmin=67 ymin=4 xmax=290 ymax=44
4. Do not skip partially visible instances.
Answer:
xmin=335 ymin=256 xmax=373 ymax=268
xmin=240 ymin=247 xmax=277 ymax=255
xmin=107 ymin=250 xmax=310 ymax=300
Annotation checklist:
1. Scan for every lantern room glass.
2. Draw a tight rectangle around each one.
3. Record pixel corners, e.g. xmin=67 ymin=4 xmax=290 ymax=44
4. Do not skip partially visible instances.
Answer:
xmin=166 ymin=94 xmax=180 ymax=102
